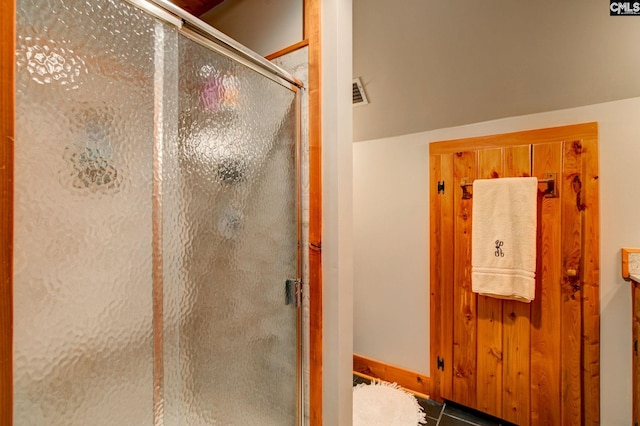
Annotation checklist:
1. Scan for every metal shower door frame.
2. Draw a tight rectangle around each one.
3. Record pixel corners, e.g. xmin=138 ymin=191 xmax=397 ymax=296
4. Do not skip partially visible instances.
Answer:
xmin=131 ymin=0 xmax=305 ymax=424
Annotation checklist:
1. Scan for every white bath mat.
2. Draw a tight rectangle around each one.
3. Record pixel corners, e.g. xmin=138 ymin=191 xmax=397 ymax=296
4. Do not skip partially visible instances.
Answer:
xmin=353 ymin=379 xmax=427 ymax=426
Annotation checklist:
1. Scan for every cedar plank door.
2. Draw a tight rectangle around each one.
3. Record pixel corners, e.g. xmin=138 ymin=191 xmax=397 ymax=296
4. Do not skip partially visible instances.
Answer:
xmin=429 ymin=123 xmax=600 ymax=425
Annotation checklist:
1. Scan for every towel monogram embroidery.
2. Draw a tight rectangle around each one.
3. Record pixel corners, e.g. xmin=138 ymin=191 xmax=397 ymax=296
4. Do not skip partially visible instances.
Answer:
xmin=495 ymin=240 xmax=504 ymax=257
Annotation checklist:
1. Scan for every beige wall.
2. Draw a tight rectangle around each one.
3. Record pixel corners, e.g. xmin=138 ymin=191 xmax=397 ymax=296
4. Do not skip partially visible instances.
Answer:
xmin=353 ymin=0 xmax=640 ymax=142
xmin=201 ymin=0 xmax=303 ymax=56
xmin=322 ymin=0 xmax=354 ymax=424
xmin=353 ymin=96 xmax=640 ymax=425
xmin=353 ymin=136 xmax=429 ymax=374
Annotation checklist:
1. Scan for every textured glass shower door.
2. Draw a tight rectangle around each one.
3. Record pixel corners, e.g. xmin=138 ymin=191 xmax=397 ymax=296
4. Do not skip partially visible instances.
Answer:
xmin=14 ymin=0 xmax=161 ymax=424
xmin=161 ymin=32 xmax=300 ymax=425
xmin=14 ymin=0 xmax=301 ymax=424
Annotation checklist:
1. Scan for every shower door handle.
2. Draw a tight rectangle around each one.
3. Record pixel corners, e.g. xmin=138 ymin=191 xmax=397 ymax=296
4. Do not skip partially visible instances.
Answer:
xmin=285 ymin=278 xmax=302 ymax=307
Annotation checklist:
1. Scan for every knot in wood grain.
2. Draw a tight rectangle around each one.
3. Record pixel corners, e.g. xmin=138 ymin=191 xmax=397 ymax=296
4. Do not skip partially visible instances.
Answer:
xmin=572 ymin=140 xmax=583 ymax=154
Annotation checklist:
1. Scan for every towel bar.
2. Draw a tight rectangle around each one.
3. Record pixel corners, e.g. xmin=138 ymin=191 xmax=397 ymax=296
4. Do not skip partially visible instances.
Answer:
xmin=459 ymin=173 xmax=558 ymax=199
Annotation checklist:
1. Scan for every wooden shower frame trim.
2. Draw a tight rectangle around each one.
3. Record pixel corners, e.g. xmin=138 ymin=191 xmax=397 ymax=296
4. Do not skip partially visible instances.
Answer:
xmin=429 ymin=122 xmax=600 ymax=423
xmin=304 ymin=1 xmax=323 ymax=424
xmin=266 ymin=2 xmax=322 ymax=421
xmin=265 ymin=40 xmax=310 ymax=61
xmin=265 ymin=11 xmax=321 ymax=420
xmin=266 ymin=2 xmax=322 ymax=423
xmin=0 ymin=0 xmax=14 ymax=424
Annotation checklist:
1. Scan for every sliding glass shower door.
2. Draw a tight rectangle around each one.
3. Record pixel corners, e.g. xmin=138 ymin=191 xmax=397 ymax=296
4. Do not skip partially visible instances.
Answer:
xmin=163 ymin=29 xmax=300 ymax=426
xmin=14 ymin=0 xmax=301 ymax=424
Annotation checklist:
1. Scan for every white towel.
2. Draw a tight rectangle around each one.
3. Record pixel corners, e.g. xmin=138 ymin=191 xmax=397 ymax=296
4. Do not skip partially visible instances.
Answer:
xmin=471 ymin=177 xmax=538 ymax=302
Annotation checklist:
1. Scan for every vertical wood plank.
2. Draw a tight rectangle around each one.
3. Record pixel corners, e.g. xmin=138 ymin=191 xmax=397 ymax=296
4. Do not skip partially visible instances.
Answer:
xmin=304 ymin=0 xmax=322 ymax=423
xmin=560 ymin=140 xmax=584 ymax=425
xmin=440 ymin=154 xmax=455 ymax=401
xmin=308 ymin=246 xmax=322 ymax=425
xmin=452 ymin=151 xmax=477 ymax=406
xmin=0 ymin=0 xmax=14 ymax=424
xmin=430 ymin=153 xmax=454 ymax=401
xmin=500 ymin=145 xmax=531 ymax=426
xmin=475 ymin=148 xmax=504 ymax=418
xmin=580 ymin=137 xmax=600 ymax=425
xmin=531 ymin=142 xmax=563 ymax=425
xmin=429 ymin=154 xmax=442 ymax=400
xmin=429 ymin=154 xmax=443 ymax=401
xmin=634 ymin=282 xmax=640 ymax=426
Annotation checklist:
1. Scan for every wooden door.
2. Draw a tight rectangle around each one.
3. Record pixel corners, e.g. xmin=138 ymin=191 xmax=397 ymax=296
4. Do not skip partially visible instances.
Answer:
xmin=429 ymin=123 xmax=600 ymax=425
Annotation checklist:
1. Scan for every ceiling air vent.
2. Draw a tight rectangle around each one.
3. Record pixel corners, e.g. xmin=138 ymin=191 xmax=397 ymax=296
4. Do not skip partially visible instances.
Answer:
xmin=352 ymin=77 xmax=369 ymax=106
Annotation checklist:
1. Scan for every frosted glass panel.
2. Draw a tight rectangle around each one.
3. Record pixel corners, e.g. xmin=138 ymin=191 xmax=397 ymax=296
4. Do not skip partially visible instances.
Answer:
xmin=14 ymin=0 xmax=300 ymax=424
xmin=163 ymin=35 xmax=299 ymax=424
xmin=14 ymin=0 xmax=158 ymax=424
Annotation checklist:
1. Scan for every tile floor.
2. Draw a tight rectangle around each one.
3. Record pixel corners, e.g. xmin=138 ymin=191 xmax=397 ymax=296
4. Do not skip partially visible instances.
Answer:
xmin=353 ymin=375 xmax=516 ymax=426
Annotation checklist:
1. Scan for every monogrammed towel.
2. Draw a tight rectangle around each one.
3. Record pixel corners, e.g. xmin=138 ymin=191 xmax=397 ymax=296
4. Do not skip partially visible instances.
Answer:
xmin=471 ymin=177 xmax=538 ymax=302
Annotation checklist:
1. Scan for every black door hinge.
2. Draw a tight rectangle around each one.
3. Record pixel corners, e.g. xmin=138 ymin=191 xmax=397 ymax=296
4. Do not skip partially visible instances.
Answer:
xmin=437 ymin=181 xmax=445 ymax=194
xmin=437 ymin=356 xmax=445 ymax=371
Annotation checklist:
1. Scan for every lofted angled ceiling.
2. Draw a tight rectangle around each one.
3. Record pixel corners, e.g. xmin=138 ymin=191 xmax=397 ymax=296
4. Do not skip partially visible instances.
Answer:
xmin=353 ymin=0 xmax=640 ymax=142
xmin=169 ymin=0 xmax=224 ymax=16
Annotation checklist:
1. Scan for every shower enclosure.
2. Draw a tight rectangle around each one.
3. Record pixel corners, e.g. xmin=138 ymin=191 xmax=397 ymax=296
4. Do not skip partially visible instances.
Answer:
xmin=14 ymin=0 xmax=304 ymax=424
